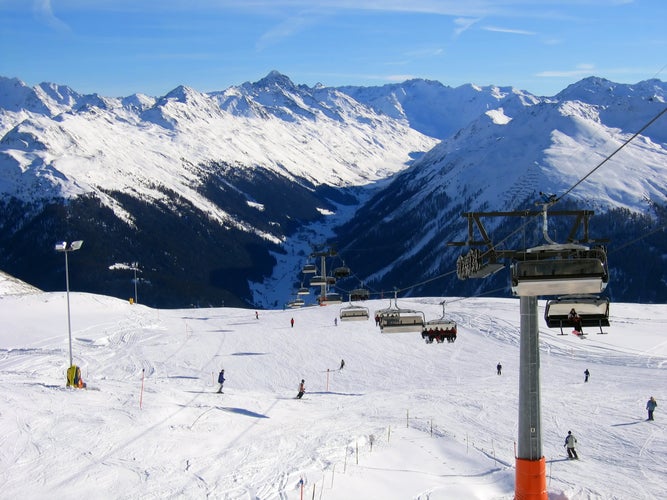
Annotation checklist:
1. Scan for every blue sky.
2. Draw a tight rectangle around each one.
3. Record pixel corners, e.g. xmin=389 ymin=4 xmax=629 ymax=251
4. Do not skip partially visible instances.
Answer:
xmin=1 ymin=0 xmax=665 ymax=97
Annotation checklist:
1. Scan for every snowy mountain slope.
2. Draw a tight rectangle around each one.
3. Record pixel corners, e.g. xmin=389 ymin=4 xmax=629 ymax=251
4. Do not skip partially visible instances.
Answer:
xmin=337 ymin=78 xmax=542 ymax=139
xmin=333 ymin=78 xmax=667 ymax=304
xmin=411 ymin=96 xmax=667 ymax=213
xmin=0 ymin=76 xmax=115 ymax=137
xmin=0 ymin=72 xmax=437 ymax=306
xmin=0 ymin=269 xmax=41 ymax=295
xmin=0 ymin=288 xmax=665 ymax=499
xmin=1 ymin=73 xmax=666 ymax=308
xmin=0 ymin=76 xmax=437 ymax=210
xmin=556 ymin=77 xmax=667 ymax=145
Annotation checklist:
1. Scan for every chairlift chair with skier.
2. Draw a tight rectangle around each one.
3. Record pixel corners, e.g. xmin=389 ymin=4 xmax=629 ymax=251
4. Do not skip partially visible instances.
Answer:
xmin=544 ymin=295 xmax=610 ymax=335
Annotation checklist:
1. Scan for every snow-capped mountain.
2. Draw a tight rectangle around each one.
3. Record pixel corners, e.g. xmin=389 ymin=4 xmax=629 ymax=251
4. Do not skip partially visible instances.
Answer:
xmin=0 ymin=72 xmax=666 ymax=307
xmin=0 ymin=71 xmax=437 ymax=307
xmin=335 ymin=77 xmax=667 ymax=303
xmin=338 ymin=78 xmax=542 ymax=139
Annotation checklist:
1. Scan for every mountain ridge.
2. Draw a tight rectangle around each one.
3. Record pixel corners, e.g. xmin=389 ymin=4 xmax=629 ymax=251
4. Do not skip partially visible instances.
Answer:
xmin=0 ymin=72 xmax=666 ymax=307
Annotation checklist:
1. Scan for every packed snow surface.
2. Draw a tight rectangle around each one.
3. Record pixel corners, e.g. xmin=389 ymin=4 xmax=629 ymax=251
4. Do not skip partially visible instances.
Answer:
xmin=0 ymin=288 xmax=665 ymax=499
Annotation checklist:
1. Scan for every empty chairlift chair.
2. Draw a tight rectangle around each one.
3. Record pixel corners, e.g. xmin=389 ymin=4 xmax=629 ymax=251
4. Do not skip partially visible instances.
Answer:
xmin=511 ymin=244 xmax=608 ymax=297
xmin=302 ymin=263 xmax=317 ymax=274
xmin=339 ymin=303 xmax=370 ymax=321
xmin=318 ymin=292 xmax=343 ymax=305
xmin=374 ymin=296 xmax=425 ymax=333
xmin=350 ymin=287 xmax=370 ymax=301
xmin=309 ymin=275 xmax=327 ymax=287
xmin=287 ymin=298 xmax=305 ymax=308
xmin=333 ymin=264 xmax=350 ymax=279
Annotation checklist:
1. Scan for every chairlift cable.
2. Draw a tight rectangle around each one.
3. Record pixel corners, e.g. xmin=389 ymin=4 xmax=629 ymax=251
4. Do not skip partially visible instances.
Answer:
xmin=606 ymin=221 xmax=667 ymax=254
xmin=555 ymin=106 xmax=667 ymax=204
xmin=394 ymin=268 xmax=458 ymax=295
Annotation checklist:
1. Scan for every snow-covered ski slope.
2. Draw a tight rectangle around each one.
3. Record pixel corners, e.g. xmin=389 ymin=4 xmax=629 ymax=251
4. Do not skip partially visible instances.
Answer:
xmin=0 ymin=291 xmax=665 ymax=499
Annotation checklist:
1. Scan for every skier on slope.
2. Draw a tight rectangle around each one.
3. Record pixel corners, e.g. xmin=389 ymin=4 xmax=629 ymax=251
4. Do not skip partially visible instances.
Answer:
xmin=564 ymin=431 xmax=578 ymax=459
xmin=217 ymin=369 xmax=225 ymax=393
xmin=646 ymin=396 xmax=657 ymax=421
xmin=296 ymin=379 xmax=305 ymax=399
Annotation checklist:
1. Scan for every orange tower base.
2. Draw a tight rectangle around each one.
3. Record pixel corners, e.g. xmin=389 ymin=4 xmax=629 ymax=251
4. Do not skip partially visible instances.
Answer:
xmin=515 ymin=457 xmax=547 ymax=500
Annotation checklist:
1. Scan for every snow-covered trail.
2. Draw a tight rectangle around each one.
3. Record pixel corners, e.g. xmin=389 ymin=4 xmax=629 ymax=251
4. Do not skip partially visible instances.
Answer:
xmin=0 ymin=293 xmax=665 ymax=499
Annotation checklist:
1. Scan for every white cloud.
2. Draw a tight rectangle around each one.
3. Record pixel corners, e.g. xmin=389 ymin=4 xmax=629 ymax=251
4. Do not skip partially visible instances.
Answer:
xmin=536 ymin=64 xmax=596 ymax=78
xmin=453 ymin=17 xmax=481 ymax=37
xmin=482 ymin=26 xmax=536 ymax=36
xmin=256 ymin=11 xmax=326 ymax=51
xmin=384 ymin=74 xmax=417 ymax=82
xmin=33 ymin=0 xmax=70 ymax=32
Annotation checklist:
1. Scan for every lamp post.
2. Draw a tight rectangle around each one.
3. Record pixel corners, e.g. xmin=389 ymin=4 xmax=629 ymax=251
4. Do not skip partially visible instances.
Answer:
xmin=55 ymin=240 xmax=83 ymax=368
xmin=131 ymin=262 xmax=139 ymax=304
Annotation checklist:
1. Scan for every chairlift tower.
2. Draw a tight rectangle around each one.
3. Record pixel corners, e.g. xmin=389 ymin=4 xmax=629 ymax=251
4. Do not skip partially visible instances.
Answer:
xmin=309 ymin=246 xmax=337 ymax=304
xmin=451 ymin=206 xmax=608 ymax=500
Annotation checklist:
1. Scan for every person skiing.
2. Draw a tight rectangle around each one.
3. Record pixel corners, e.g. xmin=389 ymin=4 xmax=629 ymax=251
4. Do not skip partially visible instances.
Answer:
xmin=339 ymin=359 xmax=345 ymax=370
xmin=497 ymin=362 xmax=502 ymax=375
xmin=217 ymin=369 xmax=225 ymax=393
xmin=584 ymin=369 xmax=590 ymax=382
xmin=646 ymin=396 xmax=657 ymax=421
xmin=296 ymin=379 xmax=305 ymax=399
xmin=290 ymin=317 xmax=295 ymax=328
xmin=564 ymin=431 xmax=578 ymax=459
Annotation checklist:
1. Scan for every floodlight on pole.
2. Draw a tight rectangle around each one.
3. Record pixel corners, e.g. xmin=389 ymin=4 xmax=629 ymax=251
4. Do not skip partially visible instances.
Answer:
xmin=131 ymin=262 xmax=139 ymax=304
xmin=55 ymin=240 xmax=83 ymax=368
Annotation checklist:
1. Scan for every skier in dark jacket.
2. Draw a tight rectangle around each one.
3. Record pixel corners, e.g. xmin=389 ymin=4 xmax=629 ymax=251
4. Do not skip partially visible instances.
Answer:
xmin=584 ymin=369 xmax=590 ymax=382
xmin=217 ymin=369 xmax=225 ymax=393
xmin=569 ymin=308 xmax=583 ymax=334
xmin=646 ymin=396 xmax=657 ymax=421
